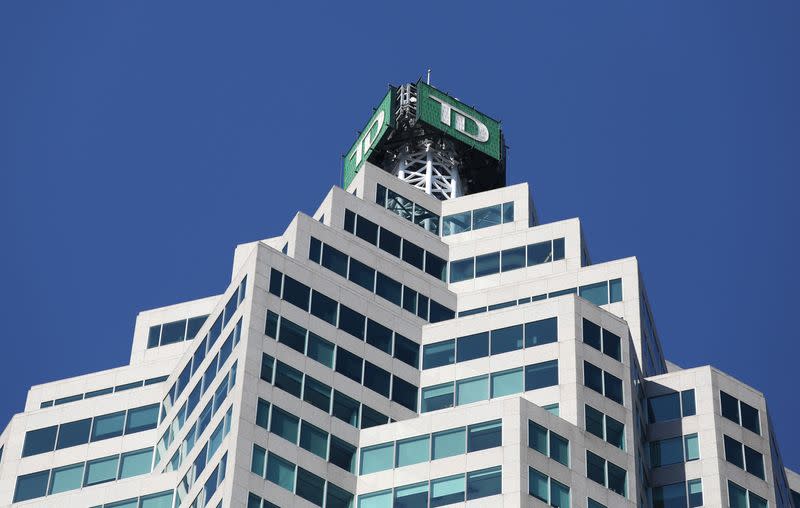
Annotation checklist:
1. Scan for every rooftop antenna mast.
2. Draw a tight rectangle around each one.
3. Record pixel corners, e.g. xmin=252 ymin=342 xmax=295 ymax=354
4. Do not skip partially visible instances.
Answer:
xmin=426 ymin=69 xmax=431 ymax=85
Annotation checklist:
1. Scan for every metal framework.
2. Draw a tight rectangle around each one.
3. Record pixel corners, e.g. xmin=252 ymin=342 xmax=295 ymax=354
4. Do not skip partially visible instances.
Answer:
xmin=390 ymin=140 xmax=462 ymax=200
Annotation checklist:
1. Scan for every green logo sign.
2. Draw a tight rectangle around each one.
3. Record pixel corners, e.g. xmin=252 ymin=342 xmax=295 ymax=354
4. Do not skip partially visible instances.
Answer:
xmin=416 ymin=81 xmax=501 ymax=160
xmin=343 ymin=90 xmax=393 ymax=189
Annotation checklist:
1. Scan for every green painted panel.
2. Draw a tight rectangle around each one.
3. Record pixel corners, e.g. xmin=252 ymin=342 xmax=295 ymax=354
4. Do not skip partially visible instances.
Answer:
xmin=343 ymin=90 xmax=393 ymax=189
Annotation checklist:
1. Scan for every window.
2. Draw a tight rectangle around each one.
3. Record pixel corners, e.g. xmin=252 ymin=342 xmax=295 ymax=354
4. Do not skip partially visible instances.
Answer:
xmin=651 ymin=436 xmax=685 ymax=467
xmin=56 ymin=419 xmax=91 ymax=449
xmin=332 ymin=390 xmax=360 ymax=427
xmin=338 ymin=305 xmax=365 ymax=339
xmin=457 ymin=375 xmax=488 ymax=405
xmin=270 ymin=407 xmax=299 ymax=443
xmin=422 ymin=383 xmax=454 ymax=413
xmin=443 ymin=211 xmax=471 ymax=236
xmin=306 ymin=332 xmax=334 ymax=368
xmin=580 ymin=282 xmax=609 ymax=306
xmin=356 ymin=215 xmax=379 ymax=244
xmin=310 ymin=291 xmax=338 ymax=326
xmin=473 ymin=205 xmax=502 ymax=229
xmin=725 ymin=435 xmax=765 ymax=479
xmin=526 ymin=317 xmax=557 ymax=346
xmin=528 ymin=468 xmax=570 ymax=507
xmin=358 ymin=490 xmax=392 ymax=508
xmin=604 ymin=372 xmax=623 ymax=404
xmin=378 ymin=228 xmax=401 ymax=257
xmin=282 ymin=276 xmax=310 ymax=311
xmin=322 ymin=244 xmax=348 ymax=277
xmin=457 ymin=332 xmax=489 ymax=362
xmin=653 ymin=482 xmax=689 ymax=508
xmin=366 ymin=319 xmax=393 ymax=354
xmin=329 ymin=436 xmax=356 ymax=473
xmin=22 ymin=426 xmax=57 ymax=457
xmin=361 ymin=443 xmax=393 ymax=474
xmin=395 ymin=482 xmax=428 ymax=508
xmin=361 ymin=405 xmax=389 ymax=429
xmin=491 ymin=324 xmax=523 ymax=354
xmin=327 ymin=483 xmax=354 ymax=508
xmin=49 ymin=463 xmax=83 ymax=494
xmin=721 ymin=391 xmax=761 ymax=434
xmin=391 ymin=376 xmax=418 ymax=412
xmin=393 ymin=335 xmax=419 ymax=368
xmin=119 ymin=448 xmax=153 ymax=479
xmin=303 ymin=376 xmax=332 ymax=413
xmin=260 ymin=353 xmax=275 ymax=383
xmin=526 ymin=360 xmax=558 ymax=390
xmin=584 ymin=361 xmax=622 ymax=403
xmin=402 ymin=240 xmax=424 ymax=269
xmin=126 ymin=404 xmax=159 ymax=433
xmin=84 ymin=455 xmax=119 ymax=486
xmin=376 ymin=272 xmax=402 ymax=305
xmin=468 ymin=420 xmax=502 ymax=452
xmin=449 ymin=257 xmax=474 ymax=283
xmin=423 ymin=340 xmax=455 ymax=369
xmin=648 ymin=390 xmax=696 ymax=422
xmin=363 ymin=362 xmax=391 ymax=397
xmin=266 ymin=453 xmax=295 ymax=491
xmin=491 ymin=368 xmax=523 ymax=398
xmin=528 ymin=240 xmax=553 ymax=265
xmin=425 ymin=252 xmax=447 ymax=281
xmin=274 ymin=361 xmax=303 ymax=397
xmin=14 ymin=471 xmax=50 ymax=502
xmin=256 ymin=398 xmax=270 ymax=429
xmin=299 ymin=421 xmax=328 ymax=459
xmin=432 ymin=427 xmax=465 ymax=459
xmin=396 ymin=435 xmax=430 ymax=467
xmin=349 ymin=258 xmax=375 ymax=291
xmin=431 ymin=474 xmax=465 ymax=507
xmin=466 ymin=466 xmax=502 ymax=500
xmin=402 ymin=286 xmax=417 ymax=314
xmin=475 ymin=252 xmax=500 ymax=277
xmin=587 ymin=451 xmax=627 ymax=497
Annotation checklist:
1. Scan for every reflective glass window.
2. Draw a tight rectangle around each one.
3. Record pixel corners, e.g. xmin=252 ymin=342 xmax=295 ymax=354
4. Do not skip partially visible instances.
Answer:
xmin=688 ymin=480 xmax=704 ymax=508
xmin=375 ymin=272 xmax=402 ymax=305
xmin=749 ymin=491 xmax=768 ymax=508
xmin=529 ymin=421 xmax=548 ymax=455
xmin=653 ymin=482 xmax=686 ymax=508
xmin=604 ymin=330 xmax=622 ymax=361
xmin=468 ymin=420 xmax=501 ymax=452
xmin=491 ymin=324 xmax=523 ymax=355
xmin=553 ymin=238 xmax=565 ymax=260
xmin=442 ymin=211 xmax=471 ymax=236
xmin=270 ymin=407 xmax=299 ymax=443
xmin=457 ymin=332 xmax=489 ymax=362
xmin=681 ymin=389 xmax=697 ymax=417
xmin=396 ymin=435 xmax=429 ymax=467
xmin=358 ymin=489 xmax=392 ymax=508
xmin=740 ymin=401 xmax=760 ymax=434
xmin=22 ymin=426 xmax=57 ymax=456
xmin=349 ymin=258 xmax=375 ymax=291
xmin=310 ymin=290 xmax=338 ymax=326
xmin=402 ymin=286 xmax=417 ymax=314
xmin=14 ymin=470 xmax=50 ymax=502
xmin=728 ymin=482 xmax=748 ymax=508
xmin=449 ymin=257 xmax=474 ymax=283
xmin=278 ymin=317 xmax=306 ymax=353
xmin=584 ymin=362 xmax=604 ymax=394
xmin=56 ymin=418 xmax=91 ymax=449
xmin=329 ymin=436 xmax=356 ymax=473
xmin=322 ymin=244 xmax=348 ymax=277
xmin=457 ymin=375 xmax=488 ymax=405
xmin=580 ymin=282 xmax=608 ymax=306
xmin=609 ymin=278 xmax=623 ymax=302
xmin=685 ymin=433 xmax=700 ymax=461
xmin=332 ymin=391 xmax=360 ymax=427
xmin=296 ymin=467 xmax=326 ymax=507
xmin=583 ymin=319 xmax=602 ymax=351
xmin=491 ymin=368 xmax=523 ymax=398
xmin=307 ymin=332 xmax=335 ymax=368
xmin=648 ymin=393 xmax=681 ymax=422
xmin=393 ymin=334 xmax=419 ymax=368
xmin=260 ymin=353 xmax=274 ymax=383
xmin=160 ymin=319 xmax=186 ymax=346
xmin=606 ymin=415 xmax=625 ymax=449
xmin=119 ymin=448 xmax=153 ymax=478
xmin=466 ymin=466 xmax=502 ymax=500
xmin=651 ymin=436 xmax=684 ymax=467
xmin=431 ymin=474 xmax=465 ymax=507
xmin=303 ymin=376 xmax=332 ymax=413
xmin=414 ymin=204 xmax=439 ymax=234
xmin=266 ymin=453 xmax=295 ymax=491
xmin=422 ymin=383 xmax=454 ymax=413
xmin=607 ymin=461 xmax=627 ymax=496
xmin=527 ymin=240 xmax=552 ymax=265
xmin=502 ymin=201 xmax=514 ymax=222
xmin=529 ymin=467 xmax=548 ymax=502
xmin=391 ymin=376 xmax=418 ymax=412
xmin=92 ymin=411 xmax=125 ymax=442
xmin=360 ymin=405 xmax=389 ymax=429
xmin=310 ymin=235 xmax=323 ymax=262
xmin=360 ymin=443 xmax=393 ymax=474
xmin=585 ymin=405 xmax=605 ymax=440
xmin=526 ymin=360 xmax=558 ymax=390
xmin=604 ymin=372 xmax=623 ymax=404
xmin=475 ymin=252 xmax=500 ymax=277
xmin=265 ymin=310 xmax=279 ymax=338
xmin=299 ymin=421 xmax=328 ymax=459
xmin=423 ymin=340 xmax=455 ymax=369
xmin=140 ymin=491 xmax=174 ymax=508
xmin=256 ymin=398 xmax=270 ymax=429
xmin=425 ymin=252 xmax=447 ymax=281
xmin=551 ymin=431 xmax=569 ymax=466
xmin=526 ymin=317 xmax=557 ymax=347
xmin=432 ymin=427 xmax=465 ymax=459
xmin=49 ymin=463 xmax=83 ymax=494
xmin=472 ymin=205 xmax=501 ymax=230
xmin=586 ymin=451 xmax=606 ymax=486
xmin=282 ymin=276 xmax=310 ymax=311
xmin=274 ymin=361 xmax=303 ymax=397
xmin=84 ymin=455 xmax=118 ymax=486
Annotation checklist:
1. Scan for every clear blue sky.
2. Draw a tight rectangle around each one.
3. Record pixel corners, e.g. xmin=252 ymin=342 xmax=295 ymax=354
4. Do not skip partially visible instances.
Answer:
xmin=1 ymin=1 xmax=798 ymax=468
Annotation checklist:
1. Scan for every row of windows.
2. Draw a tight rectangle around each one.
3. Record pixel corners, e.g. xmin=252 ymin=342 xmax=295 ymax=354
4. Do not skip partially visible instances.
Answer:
xmin=721 ymin=390 xmax=761 ymax=435
xmin=585 ymin=405 xmax=625 ymax=450
xmin=269 ymin=269 xmax=421 ymax=368
xmin=360 ymin=420 xmax=501 ymax=475
xmin=251 ymin=450 xmax=354 ymax=508
xmin=441 ymin=201 xmax=515 ymax=236
xmin=161 ymin=364 xmax=237 ymax=474
xmin=650 ymin=433 xmax=700 ymax=467
xmin=652 ymin=480 xmax=703 ymax=508
xmin=158 ymin=318 xmax=241 ymax=457
xmin=421 ymin=360 xmax=559 ymax=413
xmin=529 ymin=420 xmax=569 ymax=466
xmin=647 ymin=389 xmax=696 ymax=423
xmin=147 ymin=314 xmax=209 ymax=349
xmin=529 ymin=467 xmax=570 ymax=507
xmin=187 ymin=452 xmax=227 ymax=508
xmin=724 ymin=435 xmax=765 ymax=480
xmin=449 ymin=237 xmax=564 ymax=283
xmin=457 ymin=278 xmax=623 ymax=317
xmin=161 ymin=277 xmax=246 ymax=425
xmin=14 ymin=447 xmax=154 ymax=502
xmin=583 ymin=318 xmax=621 ymax=361
xmin=344 ymin=209 xmax=447 ymax=282
xmin=39 ymin=375 xmax=168 ymax=409
xmin=90 ymin=490 xmax=174 ymax=508
xmin=728 ymin=481 xmax=768 ymax=508
xmin=309 ymin=237 xmax=453 ymax=322
xmin=22 ymin=403 xmax=159 ymax=457
xmin=173 ymin=407 xmax=233 ymax=507
xmin=375 ymin=183 xmax=443 ymax=235
xmin=260 ymin=352 xmax=391 ymax=430
xmin=358 ymin=465 xmax=502 ymax=507
xmin=266 ymin=311 xmax=418 ymax=409
xmin=422 ymin=316 xmax=557 ymax=370
xmin=584 ymin=361 xmax=624 ymax=405
xmin=255 ymin=398 xmax=357 ymax=474
xmin=586 ymin=450 xmax=627 ymax=497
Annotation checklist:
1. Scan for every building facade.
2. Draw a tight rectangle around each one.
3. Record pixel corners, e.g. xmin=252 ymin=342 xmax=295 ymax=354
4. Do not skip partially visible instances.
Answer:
xmin=0 ymin=82 xmax=798 ymax=508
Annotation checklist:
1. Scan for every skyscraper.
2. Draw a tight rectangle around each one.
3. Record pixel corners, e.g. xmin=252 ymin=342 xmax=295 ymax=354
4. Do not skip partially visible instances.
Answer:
xmin=0 ymin=80 xmax=797 ymax=508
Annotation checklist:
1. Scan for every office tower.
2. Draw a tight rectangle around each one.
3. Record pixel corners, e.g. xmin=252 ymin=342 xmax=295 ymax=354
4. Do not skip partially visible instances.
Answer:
xmin=1 ymin=80 xmax=797 ymax=508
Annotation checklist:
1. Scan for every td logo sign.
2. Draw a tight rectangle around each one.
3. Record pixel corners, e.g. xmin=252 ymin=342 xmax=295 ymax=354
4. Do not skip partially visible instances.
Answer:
xmin=428 ymin=95 xmax=489 ymax=143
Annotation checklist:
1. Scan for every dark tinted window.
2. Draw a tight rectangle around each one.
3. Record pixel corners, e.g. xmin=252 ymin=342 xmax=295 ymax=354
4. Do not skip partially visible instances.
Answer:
xmin=721 ymin=391 xmax=740 ymax=423
xmin=364 ymin=362 xmax=391 ymax=397
xmin=378 ymin=228 xmax=401 ymax=257
xmin=268 ymin=269 xmax=282 ymax=297
xmin=13 ymin=471 xmax=50 ymax=502
xmin=467 ymin=420 xmax=502 ymax=452
xmin=310 ymin=291 xmax=338 ymax=326
xmin=491 ymin=325 xmax=523 ymax=355
xmin=260 ymin=353 xmax=275 ymax=383
xmin=307 ymin=332 xmax=334 ymax=368
xmin=56 ymin=419 xmax=91 ymax=449
xmin=457 ymin=332 xmax=489 ymax=362
xmin=376 ymin=273 xmax=402 ymax=305
xmin=402 ymin=240 xmax=424 ymax=269
xmin=391 ymin=377 xmax=419 ymax=411
xmin=337 ymin=305 xmax=365 ymax=339
xmin=360 ymin=405 xmax=389 ymax=429
xmin=525 ymin=360 xmax=558 ymax=390
xmin=322 ymin=244 xmax=348 ymax=277
xmin=740 ymin=401 xmax=760 ymax=434
xmin=604 ymin=372 xmax=623 ymax=404
xmin=425 ymin=253 xmax=447 ymax=281
xmin=274 ymin=361 xmax=303 ymax=397
xmin=343 ymin=210 xmax=355 ymax=233
xmin=423 ymin=340 xmax=455 ymax=369
xmin=329 ymin=436 xmax=356 ymax=473
xmin=525 ymin=317 xmax=557 ymax=347
xmin=475 ymin=252 xmax=500 ymax=277
xmin=584 ymin=362 xmax=604 ymax=394
xmin=335 ymin=348 xmax=363 ymax=383
xmin=553 ymin=238 xmax=565 ymax=260
xmin=501 ymin=246 xmax=526 ymax=271
xmin=394 ymin=335 xmax=419 ymax=368
xmin=22 ymin=426 xmax=57 ymax=457
xmin=356 ymin=215 xmax=379 ymax=245
xmin=332 ymin=391 xmax=359 ymax=427
xmin=303 ymin=376 xmax=332 ymax=413
xmin=348 ymin=258 xmax=375 ymax=292
xmin=429 ymin=301 xmax=455 ymax=323
xmin=91 ymin=412 xmax=125 ymax=442
xmin=278 ymin=317 xmax=306 ymax=353
xmin=265 ymin=310 xmax=279 ymax=338
xmin=450 ymin=258 xmax=474 ymax=283
xmin=527 ymin=241 xmax=552 ymax=265
xmin=366 ymin=319 xmax=393 ymax=354
xmin=160 ymin=320 xmax=186 ymax=346
xmin=126 ymin=404 xmax=159 ymax=433
xmin=583 ymin=319 xmax=602 ymax=351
